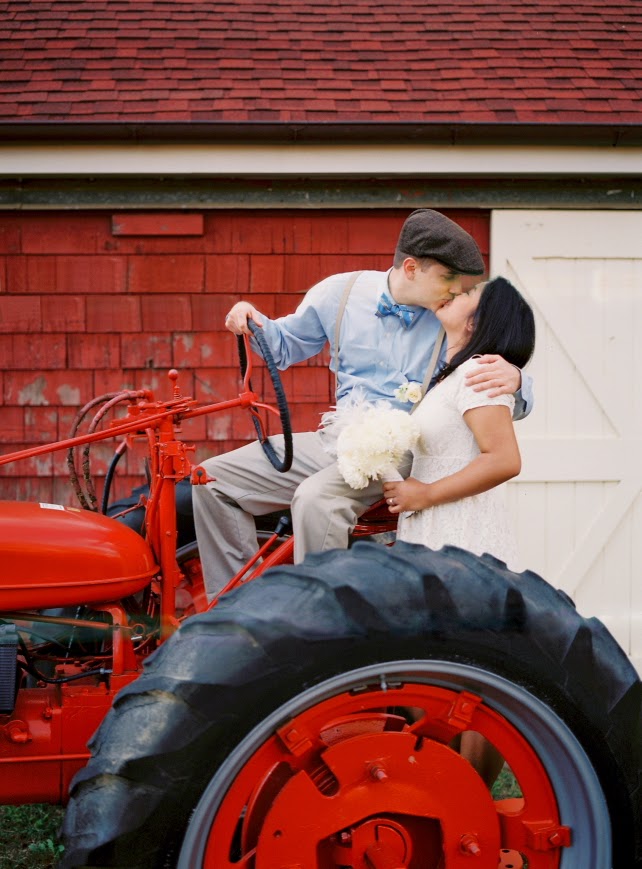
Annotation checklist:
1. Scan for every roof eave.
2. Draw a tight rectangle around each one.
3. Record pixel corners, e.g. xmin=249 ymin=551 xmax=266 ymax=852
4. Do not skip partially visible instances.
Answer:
xmin=1 ymin=121 xmax=642 ymax=147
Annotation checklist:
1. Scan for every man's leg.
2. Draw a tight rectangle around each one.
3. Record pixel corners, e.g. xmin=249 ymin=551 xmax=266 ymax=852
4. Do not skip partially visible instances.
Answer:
xmin=290 ymin=449 xmax=412 ymax=562
xmin=192 ymin=432 xmax=333 ymax=598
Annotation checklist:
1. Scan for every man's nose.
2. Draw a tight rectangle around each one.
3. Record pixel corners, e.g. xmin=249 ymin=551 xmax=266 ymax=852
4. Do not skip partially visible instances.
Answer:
xmin=450 ymin=277 xmax=465 ymax=295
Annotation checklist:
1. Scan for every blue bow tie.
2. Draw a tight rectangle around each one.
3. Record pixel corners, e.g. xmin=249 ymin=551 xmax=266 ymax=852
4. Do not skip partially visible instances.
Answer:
xmin=375 ymin=291 xmax=417 ymax=330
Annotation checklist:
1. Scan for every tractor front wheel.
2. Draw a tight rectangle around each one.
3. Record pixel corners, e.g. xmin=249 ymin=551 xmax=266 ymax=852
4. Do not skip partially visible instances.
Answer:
xmin=61 ymin=542 xmax=641 ymax=868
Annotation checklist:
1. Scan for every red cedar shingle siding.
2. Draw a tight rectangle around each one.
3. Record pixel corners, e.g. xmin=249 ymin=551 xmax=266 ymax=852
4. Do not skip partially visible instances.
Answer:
xmin=0 ymin=1 xmax=640 ymax=124
xmin=0 ymin=208 xmax=489 ymax=504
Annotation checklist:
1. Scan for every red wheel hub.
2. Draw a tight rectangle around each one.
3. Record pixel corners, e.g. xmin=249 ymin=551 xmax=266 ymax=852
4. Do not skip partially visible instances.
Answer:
xmin=254 ymin=731 xmax=496 ymax=867
xmin=201 ymin=682 xmax=569 ymax=868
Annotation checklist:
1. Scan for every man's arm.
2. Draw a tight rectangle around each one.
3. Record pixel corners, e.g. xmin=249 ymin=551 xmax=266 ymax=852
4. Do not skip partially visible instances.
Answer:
xmin=223 ymin=279 xmax=338 ymax=369
xmin=464 ymin=354 xmax=533 ymax=420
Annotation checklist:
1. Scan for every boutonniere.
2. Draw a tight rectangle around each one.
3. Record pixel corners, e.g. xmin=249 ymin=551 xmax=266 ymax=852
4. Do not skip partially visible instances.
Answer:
xmin=394 ymin=381 xmax=423 ymax=404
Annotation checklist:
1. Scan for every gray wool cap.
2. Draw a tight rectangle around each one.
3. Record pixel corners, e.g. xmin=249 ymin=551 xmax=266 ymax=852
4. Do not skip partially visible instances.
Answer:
xmin=397 ymin=209 xmax=485 ymax=275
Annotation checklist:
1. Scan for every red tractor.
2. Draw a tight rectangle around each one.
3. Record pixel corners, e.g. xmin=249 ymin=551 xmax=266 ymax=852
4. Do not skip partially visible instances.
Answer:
xmin=0 ymin=326 xmax=639 ymax=869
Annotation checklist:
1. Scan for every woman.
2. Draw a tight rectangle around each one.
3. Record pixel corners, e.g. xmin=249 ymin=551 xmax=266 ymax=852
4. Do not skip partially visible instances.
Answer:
xmin=383 ymin=276 xmax=536 ymax=567
xmin=383 ymin=275 xmax=535 ymax=786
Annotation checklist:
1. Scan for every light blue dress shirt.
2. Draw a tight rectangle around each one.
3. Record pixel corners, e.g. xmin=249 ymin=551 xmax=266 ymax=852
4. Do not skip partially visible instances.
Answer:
xmin=255 ymin=269 xmax=532 ymax=417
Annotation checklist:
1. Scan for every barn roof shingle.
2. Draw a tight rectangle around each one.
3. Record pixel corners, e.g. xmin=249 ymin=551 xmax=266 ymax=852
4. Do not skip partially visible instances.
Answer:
xmin=1 ymin=0 xmax=641 ymax=140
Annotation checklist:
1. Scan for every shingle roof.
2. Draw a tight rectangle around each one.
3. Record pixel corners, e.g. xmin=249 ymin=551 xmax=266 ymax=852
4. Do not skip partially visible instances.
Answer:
xmin=1 ymin=0 xmax=641 ymax=131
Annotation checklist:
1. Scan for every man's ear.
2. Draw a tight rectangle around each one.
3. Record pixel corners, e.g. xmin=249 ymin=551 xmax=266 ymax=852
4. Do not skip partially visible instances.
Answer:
xmin=403 ymin=257 xmax=418 ymax=279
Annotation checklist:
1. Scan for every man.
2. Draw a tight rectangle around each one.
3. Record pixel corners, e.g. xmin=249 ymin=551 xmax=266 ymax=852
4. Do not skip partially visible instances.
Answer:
xmin=193 ymin=209 xmax=531 ymax=598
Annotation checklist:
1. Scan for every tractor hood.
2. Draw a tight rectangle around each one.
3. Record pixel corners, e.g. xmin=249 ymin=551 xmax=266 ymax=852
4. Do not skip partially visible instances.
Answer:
xmin=0 ymin=501 xmax=158 ymax=610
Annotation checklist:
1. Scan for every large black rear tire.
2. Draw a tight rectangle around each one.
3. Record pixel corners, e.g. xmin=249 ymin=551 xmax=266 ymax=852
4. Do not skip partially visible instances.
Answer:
xmin=60 ymin=542 xmax=641 ymax=868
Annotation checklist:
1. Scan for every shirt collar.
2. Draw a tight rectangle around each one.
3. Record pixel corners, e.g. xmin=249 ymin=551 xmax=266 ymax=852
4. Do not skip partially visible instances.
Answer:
xmin=378 ymin=270 xmax=425 ymax=330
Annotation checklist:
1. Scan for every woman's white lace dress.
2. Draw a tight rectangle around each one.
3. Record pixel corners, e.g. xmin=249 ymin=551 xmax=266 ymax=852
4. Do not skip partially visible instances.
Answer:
xmin=397 ymin=357 xmax=517 ymax=566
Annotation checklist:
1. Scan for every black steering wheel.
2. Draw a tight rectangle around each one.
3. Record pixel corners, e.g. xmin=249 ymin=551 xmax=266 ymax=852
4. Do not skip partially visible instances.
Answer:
xmin=237 ymin=320 xmax=293 ymax=473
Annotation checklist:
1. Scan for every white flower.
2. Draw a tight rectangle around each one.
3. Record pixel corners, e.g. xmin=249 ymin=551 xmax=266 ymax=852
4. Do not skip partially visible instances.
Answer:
xmin=336 ymin=404 xmax=420 ymax=490
xmin=394 ymin=380 xmax=423 ymax=404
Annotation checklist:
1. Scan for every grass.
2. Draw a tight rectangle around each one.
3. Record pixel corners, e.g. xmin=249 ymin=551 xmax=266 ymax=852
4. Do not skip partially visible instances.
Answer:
xmin=0 ymin=804 xmax=65 ymax=869
xmin=492 ymin=764 xmax=523 ymax=800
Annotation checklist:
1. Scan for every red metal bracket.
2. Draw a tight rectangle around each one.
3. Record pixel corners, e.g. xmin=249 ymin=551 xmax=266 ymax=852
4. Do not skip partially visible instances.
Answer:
xmin=190 ymin=465 xmax=213 ymax=485
xmin=445 ymin=691 xmax=482 ymax=731
xmin=523 ymin=819 xmax=572 ymax=850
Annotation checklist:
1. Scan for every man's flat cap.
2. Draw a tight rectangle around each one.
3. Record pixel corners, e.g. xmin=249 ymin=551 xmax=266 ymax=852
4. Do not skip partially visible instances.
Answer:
xmin=397 ymin=208 xmax=485 ymax=275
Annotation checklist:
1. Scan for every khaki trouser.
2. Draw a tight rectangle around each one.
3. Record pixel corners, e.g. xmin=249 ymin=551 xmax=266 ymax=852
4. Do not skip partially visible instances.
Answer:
xmin=192 ymin=429 xmax=409 ymax=599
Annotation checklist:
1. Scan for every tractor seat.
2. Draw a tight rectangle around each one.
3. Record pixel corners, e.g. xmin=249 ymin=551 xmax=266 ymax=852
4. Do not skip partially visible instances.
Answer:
xmin=352 ymin=499 xmax=398 ymax=537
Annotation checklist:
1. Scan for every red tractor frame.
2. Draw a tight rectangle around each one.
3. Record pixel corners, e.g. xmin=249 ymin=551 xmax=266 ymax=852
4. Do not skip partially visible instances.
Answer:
xmin=0 ymin=327 xmax=639 ymax=869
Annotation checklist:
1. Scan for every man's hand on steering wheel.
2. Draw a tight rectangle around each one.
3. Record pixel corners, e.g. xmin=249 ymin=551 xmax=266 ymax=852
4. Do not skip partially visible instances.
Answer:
xmin=225 ymin=302 xmax=263 ymax=335
xmin=231 ymin=308 xmax=293 ymax=473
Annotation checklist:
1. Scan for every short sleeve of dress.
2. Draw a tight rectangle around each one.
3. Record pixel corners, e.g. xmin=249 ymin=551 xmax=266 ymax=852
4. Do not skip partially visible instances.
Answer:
xmin=454 ymin=358 xmax=516 ymax=416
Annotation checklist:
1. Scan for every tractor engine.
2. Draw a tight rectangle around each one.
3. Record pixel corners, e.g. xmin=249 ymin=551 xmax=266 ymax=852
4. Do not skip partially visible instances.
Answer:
xmin=0 ymin=501 xmax=158 ymax=804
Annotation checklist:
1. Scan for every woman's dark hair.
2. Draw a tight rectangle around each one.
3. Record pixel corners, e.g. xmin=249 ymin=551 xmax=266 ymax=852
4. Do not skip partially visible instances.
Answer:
xmin=434 ymin=276 xmax=535 ymax=384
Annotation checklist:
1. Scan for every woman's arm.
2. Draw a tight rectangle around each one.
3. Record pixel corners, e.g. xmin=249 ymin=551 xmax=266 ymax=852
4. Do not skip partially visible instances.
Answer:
xmin=383 ymin=405 xmax=521 ymax=514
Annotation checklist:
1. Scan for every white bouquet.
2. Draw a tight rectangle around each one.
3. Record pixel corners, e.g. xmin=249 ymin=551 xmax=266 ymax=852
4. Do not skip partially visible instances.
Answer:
xmin=336 ymin=403 xmax=420 ymax=490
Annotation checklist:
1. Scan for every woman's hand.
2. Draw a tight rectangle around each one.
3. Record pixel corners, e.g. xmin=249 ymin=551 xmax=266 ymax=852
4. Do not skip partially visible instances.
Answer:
xmin=383 ymin=478 xmax=431 ymax=514
xmin=224 ymin=302 xmax=264 ymax=335
xmin=465 ymin=355 xmax=521 ymax=397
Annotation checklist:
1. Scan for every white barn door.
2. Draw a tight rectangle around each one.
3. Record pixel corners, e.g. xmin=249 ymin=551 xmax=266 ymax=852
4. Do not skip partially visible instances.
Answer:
xmin=492 ymin=210 xmax=642 ymax=675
